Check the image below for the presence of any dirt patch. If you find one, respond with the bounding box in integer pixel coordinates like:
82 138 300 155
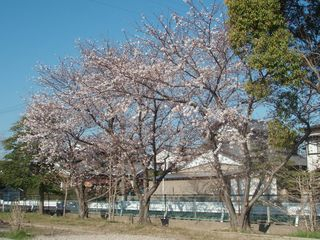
113 215 298 236
0 219 10 235
25 221 303 240
33 233 176 240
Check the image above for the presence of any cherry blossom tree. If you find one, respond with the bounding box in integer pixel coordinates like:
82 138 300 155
22 43 191 223
75 44 192 223
22 93 118 219
135 1 313 230
21 0 317 230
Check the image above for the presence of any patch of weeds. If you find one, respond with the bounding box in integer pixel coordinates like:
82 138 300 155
10 202 25 231
0 229 32 240
291 230 320 239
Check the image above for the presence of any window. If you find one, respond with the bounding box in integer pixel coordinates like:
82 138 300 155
308 137 320 155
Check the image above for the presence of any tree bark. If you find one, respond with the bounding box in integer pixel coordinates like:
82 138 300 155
221 189 252 231
227 207 251 231
75 184 88 219
138 195 151 224
239 207 252 231
309 192 316 232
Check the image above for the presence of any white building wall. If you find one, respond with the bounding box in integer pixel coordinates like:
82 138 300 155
307 128 320 171
230 178 277 199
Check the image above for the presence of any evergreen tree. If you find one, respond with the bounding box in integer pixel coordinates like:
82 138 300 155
1 119 39 193
1 119 61 213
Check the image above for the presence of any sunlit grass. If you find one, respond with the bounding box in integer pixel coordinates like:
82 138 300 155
0 229 32 240
291 231 320 239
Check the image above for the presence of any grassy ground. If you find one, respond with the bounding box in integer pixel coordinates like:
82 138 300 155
290 231 320 239
0 212 313 240
0 230 32 240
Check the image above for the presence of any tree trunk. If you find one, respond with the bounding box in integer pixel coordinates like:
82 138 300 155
38 182 45 215
75 184 88 219
63 180 69 217
239 208 251 231
308 187 317 231
138 195 151 224
120 175 127 201
222 191 252 231
111 181 118 221
107 180 118 221
228 208 251 231
228 211 239 231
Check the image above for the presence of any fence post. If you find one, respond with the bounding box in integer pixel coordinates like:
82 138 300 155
120 200 123 216
220 209 224 222
193 195 197 219
295 215 299 227
267 206 271 223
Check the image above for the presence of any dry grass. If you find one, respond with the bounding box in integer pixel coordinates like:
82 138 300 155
10 202 25 230
0 212 302 240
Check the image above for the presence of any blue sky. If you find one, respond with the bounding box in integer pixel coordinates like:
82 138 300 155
0 0 206 141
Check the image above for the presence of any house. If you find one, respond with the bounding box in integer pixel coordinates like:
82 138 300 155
306 125 320 171
153 150 278 199
0 186 24 201
151 119 319 200
153 142 306 199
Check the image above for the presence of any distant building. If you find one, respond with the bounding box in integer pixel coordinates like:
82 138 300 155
307 125 320 171
153 130 307 198
0 187 23 201
153 150 278 199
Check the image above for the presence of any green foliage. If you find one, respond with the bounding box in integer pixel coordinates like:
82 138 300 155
274 90 299 120
0 119 61 195
248 29 304 86
281 0 320 66
291 231 320 239
227 0 285 55
0 120 39 192
226 0 305 99
268 120 297 149
244 80 270 99
0 230 32 240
